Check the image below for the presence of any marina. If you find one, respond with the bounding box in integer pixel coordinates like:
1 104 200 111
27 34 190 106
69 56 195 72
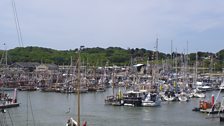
1 0 224 125
0 53 224 126
0 46 224 126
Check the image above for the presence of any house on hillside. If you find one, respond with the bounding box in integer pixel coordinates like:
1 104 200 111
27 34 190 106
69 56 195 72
35 64 59 74
35 64 59 85
10 62 40 72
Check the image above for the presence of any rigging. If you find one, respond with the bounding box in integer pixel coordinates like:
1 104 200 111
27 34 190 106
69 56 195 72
11 0 23 47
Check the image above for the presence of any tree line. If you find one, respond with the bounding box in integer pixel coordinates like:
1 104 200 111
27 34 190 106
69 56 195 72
0 46 223 71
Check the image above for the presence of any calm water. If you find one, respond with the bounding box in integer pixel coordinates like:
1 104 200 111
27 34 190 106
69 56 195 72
2 89 224 126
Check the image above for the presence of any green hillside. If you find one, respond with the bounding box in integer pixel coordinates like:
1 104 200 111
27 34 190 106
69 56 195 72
0 46 223 71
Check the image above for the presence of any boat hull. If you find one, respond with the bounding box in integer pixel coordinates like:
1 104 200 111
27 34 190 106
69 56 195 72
123 97 142 107
142 101 161 107
0 103 20 109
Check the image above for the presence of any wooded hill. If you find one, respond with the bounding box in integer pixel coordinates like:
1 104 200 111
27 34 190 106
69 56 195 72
0 46 223 71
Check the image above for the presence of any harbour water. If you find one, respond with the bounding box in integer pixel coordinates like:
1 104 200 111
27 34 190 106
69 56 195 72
2 89 224 126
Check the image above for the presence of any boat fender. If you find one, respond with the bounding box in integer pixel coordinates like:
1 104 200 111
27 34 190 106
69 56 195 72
82 121 87 126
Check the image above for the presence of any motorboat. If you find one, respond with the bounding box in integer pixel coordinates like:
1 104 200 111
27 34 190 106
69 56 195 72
161 91 176 102
178 92 189 102
190 89 206 98
142 92 161 107
123 90 144 107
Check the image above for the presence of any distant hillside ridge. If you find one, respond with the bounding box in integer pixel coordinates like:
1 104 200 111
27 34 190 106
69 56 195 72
0 46 223 71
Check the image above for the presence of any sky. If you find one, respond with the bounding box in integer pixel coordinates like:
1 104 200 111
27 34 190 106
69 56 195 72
0 0 224 53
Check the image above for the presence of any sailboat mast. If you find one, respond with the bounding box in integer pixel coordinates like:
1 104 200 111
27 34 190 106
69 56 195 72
155 37 159 89
70 56 73 67
6 49 7 66
186 41 189 85
77 46 85 126
3 43 8 66
112 70 114 96
156 37 158 64
171 40 173 70
77 47 82 126
196 52 198 83
77 59 80 126
186 41 189 71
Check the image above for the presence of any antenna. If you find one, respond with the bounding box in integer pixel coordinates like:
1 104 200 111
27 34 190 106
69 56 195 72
156 37 159 62
3 43 8 66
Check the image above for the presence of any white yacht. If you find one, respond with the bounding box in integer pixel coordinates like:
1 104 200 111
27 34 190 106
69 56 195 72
142 92 161 107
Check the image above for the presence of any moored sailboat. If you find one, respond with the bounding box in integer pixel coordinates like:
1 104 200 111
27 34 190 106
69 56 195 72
65 46 87 126
0 88 19 109
104 71 124 106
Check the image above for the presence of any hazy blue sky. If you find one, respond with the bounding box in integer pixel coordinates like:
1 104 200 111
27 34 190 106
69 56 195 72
0 0 224 53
